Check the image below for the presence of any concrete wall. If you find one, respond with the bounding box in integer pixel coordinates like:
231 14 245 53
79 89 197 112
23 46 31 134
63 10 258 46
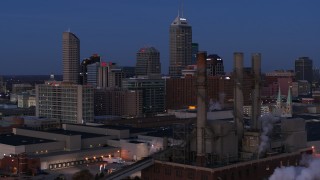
0 144 25 158
107 139 121 147
25 141 64 154
119 140 149 161
39 147 119 170
66 135 81 151
82 136 115 149
64 124 130 139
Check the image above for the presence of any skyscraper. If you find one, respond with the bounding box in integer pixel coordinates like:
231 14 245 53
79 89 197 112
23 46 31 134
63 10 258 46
62 32 80 84
169 15 192 77
206 54 225 76
295 57 313 83
80 54 101 85
191 43 199 65
135 47 161 77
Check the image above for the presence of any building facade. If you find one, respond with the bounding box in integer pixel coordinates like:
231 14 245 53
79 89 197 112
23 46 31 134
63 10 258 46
36 81 94 124
122 78 165 115
206 54 225 76
295 57 313 83
62 32 80 84
169 15 192 77
191 43 199 65
165 76 233 110
136 47 161 77
94 88 143 117
80 54 101 85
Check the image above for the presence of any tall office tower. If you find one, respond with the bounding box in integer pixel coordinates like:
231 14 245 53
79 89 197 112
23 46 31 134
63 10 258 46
122 78 165 115
98 62 112 88
313 67 320 83
108 69 125 88
169 15 192 77
295 57 313 83
87 62 100 87
80 54 101 85
121 66 136 78
191 43 199 65
36 81 94 124
62 32 80 84
135 47 161 77
206 54 225 76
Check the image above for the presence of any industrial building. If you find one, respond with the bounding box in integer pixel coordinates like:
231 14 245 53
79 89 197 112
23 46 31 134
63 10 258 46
138 52 312 180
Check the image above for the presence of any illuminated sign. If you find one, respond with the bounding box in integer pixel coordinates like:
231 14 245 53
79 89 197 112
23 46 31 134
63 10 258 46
101 62 107 67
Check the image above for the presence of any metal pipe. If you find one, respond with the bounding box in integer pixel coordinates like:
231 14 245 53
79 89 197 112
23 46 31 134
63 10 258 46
196 51 207 166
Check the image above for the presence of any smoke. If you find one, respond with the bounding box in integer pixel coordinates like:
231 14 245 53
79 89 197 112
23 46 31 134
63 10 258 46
149 138 163 155
269 155 320 180
209 99 222 111
258 114 279 155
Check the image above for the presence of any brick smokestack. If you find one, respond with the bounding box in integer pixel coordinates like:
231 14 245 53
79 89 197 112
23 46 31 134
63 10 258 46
234 52 244 144
196 51 207 167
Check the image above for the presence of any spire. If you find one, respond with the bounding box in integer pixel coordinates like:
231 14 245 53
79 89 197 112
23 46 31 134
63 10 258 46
277 86 281 103
287 87 292 105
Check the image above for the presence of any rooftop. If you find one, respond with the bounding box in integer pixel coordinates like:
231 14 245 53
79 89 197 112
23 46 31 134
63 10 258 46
171 15 189 26
20 127 108 139
0 133 55 146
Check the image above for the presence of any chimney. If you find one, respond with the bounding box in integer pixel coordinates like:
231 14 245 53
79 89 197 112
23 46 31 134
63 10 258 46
196 51 207 166
234 52 244 143
251 53 261 130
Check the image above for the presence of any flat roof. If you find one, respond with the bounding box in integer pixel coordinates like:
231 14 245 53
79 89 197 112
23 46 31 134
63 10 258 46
0 133 56 146
20 127 108 139
45 129 108 139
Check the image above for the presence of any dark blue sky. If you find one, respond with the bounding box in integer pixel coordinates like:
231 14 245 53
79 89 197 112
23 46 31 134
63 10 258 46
1 0 319 75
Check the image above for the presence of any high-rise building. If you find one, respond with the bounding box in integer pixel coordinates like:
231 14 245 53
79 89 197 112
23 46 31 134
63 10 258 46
94 88 143 117
121 66 136 78
136 47 161 77
108 69 124 88
62 32 80 84
191 43 199 65
36 81 94 124
122 78 165 115
169 15 192 77
0 76 6 93
80 54 101 85
87 62 100 87
313 67 320 83
295 57 313 83
206 54 225 76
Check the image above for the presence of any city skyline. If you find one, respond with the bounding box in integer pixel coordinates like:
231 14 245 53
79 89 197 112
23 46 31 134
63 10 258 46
1 0 320 75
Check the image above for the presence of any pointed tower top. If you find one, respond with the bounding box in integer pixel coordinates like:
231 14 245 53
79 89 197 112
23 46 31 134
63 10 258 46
277 86 281 102
287 87 292 104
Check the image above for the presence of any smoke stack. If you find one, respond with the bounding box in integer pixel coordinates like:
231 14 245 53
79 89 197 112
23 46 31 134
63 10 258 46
196 51 207 167
234 52 244 143
251 53 261 130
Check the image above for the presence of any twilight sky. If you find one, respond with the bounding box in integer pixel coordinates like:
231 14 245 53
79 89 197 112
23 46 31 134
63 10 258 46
0 0 319 75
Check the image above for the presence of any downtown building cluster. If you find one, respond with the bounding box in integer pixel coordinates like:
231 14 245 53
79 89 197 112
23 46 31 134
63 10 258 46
0 9 320 180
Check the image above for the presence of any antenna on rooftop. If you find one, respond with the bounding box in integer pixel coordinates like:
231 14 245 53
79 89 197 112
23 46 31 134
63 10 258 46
67 28 71 32
181 0 184 17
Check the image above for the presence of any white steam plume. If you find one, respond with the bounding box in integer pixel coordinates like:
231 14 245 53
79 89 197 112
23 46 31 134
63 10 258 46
269 155 320 180
258 114 279 155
